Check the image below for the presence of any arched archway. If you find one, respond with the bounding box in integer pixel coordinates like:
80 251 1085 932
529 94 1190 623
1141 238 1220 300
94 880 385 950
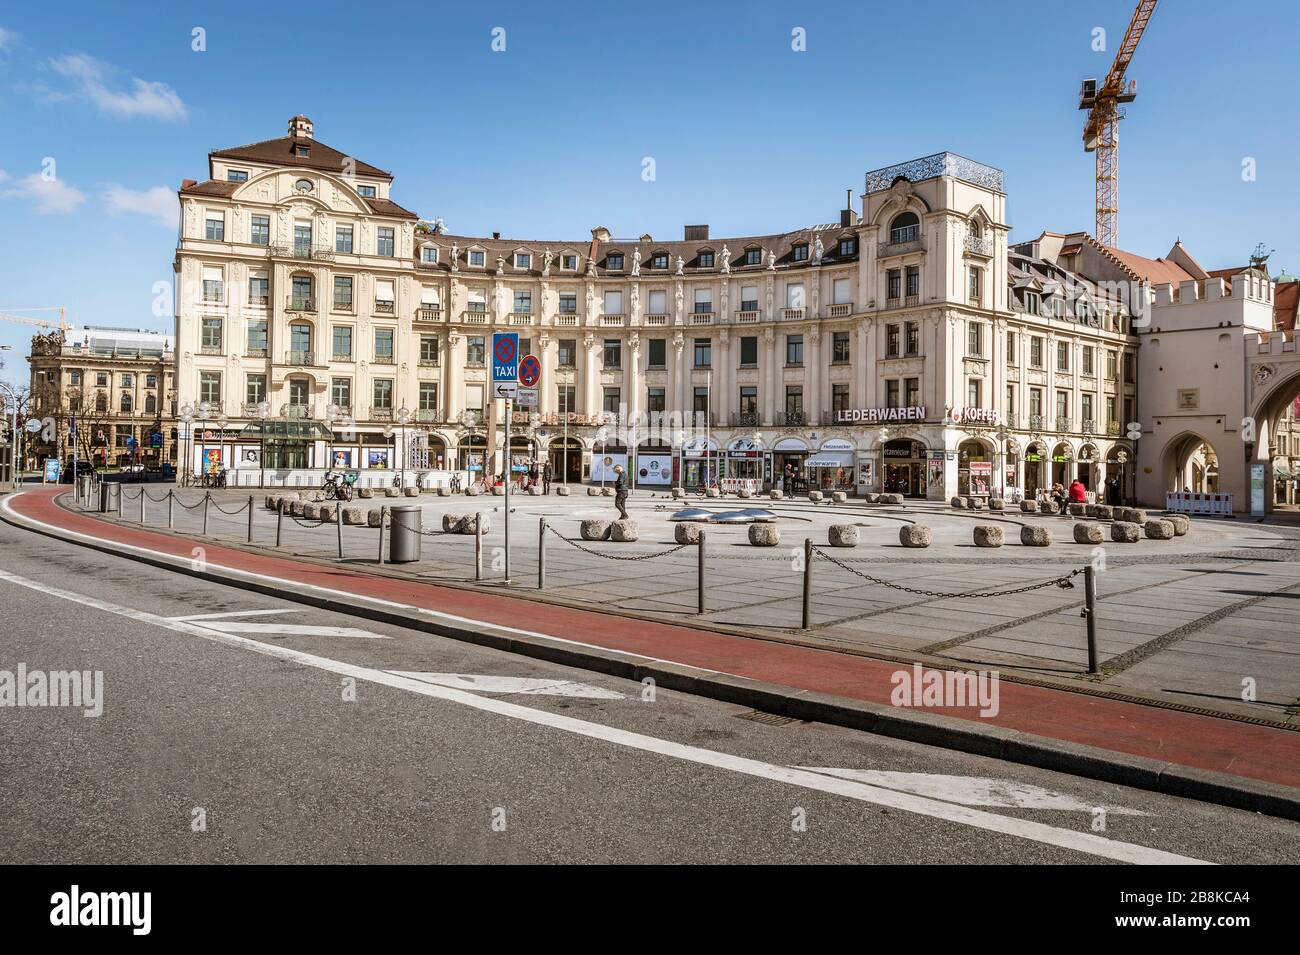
1050 442 1075 489
1249 367 1300 510
1076 443 1101 491
957 437 994 496
1160 432 1220 495
547 436 582 485
1023 442 1046 497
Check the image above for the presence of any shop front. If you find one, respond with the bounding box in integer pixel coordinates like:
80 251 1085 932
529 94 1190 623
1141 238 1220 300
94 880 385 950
957 439 993 497
459 434 489 475
1024 443 1045 497
590 443 628 486
773 438 809 493
547 436 583 484
881 439 927 498
681 437 720 489
806 438 855 492
509 435 536 486
724 436 765 493
634 443 674 488
1051 442 1074 490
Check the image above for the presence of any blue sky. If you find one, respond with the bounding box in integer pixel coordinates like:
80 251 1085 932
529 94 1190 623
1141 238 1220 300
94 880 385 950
2 0 1297 385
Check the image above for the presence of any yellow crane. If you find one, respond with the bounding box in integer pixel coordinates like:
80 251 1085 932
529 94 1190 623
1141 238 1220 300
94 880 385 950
1079 0 1158 248
0 306 70 332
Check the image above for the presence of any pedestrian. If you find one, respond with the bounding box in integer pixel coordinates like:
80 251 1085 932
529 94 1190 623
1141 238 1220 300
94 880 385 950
542 460 553 494
1068 477 1087 504
612 464 629 520
528 459 539 491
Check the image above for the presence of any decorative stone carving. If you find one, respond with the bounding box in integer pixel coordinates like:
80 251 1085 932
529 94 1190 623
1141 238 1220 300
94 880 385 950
542 248 553 276
720 245 731 273
631 248 641 276
813 236 824 263
675 255 684 275
496 255 505 276
450 243 459 271
766 249 776 270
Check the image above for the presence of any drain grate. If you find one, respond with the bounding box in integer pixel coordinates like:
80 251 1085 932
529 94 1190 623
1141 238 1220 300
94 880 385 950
735 708 804 726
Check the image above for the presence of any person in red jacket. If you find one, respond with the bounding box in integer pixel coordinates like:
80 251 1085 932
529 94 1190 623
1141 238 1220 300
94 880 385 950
1068 478 1087 503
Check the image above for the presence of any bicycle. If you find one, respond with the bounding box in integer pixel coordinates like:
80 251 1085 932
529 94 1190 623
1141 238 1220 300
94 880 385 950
321 470 357 501
202 468 228 489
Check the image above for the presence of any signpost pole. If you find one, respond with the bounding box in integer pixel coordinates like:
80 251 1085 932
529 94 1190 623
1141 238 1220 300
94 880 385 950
503 397 511 584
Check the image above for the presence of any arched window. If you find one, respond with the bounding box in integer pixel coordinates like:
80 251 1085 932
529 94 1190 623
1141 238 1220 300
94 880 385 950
95 392 107 413
145 394 157 414
119 393 133 413
889 212 920 245
968 219 983 240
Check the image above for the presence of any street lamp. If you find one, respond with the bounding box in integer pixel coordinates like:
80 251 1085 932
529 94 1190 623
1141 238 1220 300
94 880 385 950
461 408 477 478
1116 449 1130 505
256 399 270 487
0 383 20 490
382 423 395 480
595 425 609 490
396 406 411 487
179 404 194 486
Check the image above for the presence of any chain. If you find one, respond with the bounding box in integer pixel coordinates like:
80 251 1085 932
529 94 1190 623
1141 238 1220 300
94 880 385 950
813 546 1081 598
144 490 172 503
174 495 208 510
285 513 335 529
389 513 454 537
209 499 251 516
545 524 688 561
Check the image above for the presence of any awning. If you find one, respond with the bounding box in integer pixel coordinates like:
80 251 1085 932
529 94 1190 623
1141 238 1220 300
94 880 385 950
238 420 334 442
1275 464 1295 479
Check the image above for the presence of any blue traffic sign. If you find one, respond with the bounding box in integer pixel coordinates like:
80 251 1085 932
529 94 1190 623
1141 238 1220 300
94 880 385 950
492 332 519 383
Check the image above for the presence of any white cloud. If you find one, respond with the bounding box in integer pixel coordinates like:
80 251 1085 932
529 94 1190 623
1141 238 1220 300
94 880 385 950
104 184 177 228
1 171 86 214
0 26 17 50
49 53 186 120
0 168 9 183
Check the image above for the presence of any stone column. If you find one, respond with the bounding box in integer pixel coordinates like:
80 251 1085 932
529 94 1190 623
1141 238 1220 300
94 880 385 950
583 334 599 415
763 327 776 425
446 333 465 424
539 332 555 416
715 329 730 427
806 325 821 426
627 332 641 432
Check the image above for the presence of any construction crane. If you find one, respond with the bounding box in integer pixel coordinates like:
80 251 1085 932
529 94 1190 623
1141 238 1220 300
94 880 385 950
0 306 70 333
1079 0 1158 249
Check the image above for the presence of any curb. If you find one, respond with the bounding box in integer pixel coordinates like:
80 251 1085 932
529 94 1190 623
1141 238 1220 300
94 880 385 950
6 492 1300 822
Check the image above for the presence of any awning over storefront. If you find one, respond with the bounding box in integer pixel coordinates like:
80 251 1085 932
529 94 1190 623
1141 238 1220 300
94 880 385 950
237 420 334 442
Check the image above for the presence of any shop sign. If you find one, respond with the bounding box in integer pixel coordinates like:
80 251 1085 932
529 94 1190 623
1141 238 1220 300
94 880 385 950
836 406 925 423
945 407 1001 425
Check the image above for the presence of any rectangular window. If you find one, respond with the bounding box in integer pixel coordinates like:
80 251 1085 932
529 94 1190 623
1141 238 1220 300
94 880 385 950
96 372 108 387
785 284 804 309
887 269 901 300
121 373 134 388
421 246 438 264
357 184 377 198
465 384 485 413
1006 330 1016 364
332 326 353 360
692 387 709 414
374 328 395 361
335 225 353 254
1082 393 1094 425
1123 353 1135 384
739 386 758 414
967 379 981 408
419 382 438 412
693 289 712 314
968 267 982 302
291 275 313 310
698 251 714 268
886 324 900 358
648 289 667 314
1024 291 1040 315
905 265 920 297
559 291 578 314
248 274 268 305
603 388 621 413
1107 350 1118 380
334 275 353 309
647 387 666 413
467 336 486 366
373 379 394 409
604 290 623 315
792 244 808 261
1056 341 1070 371
202 266 224 302
561 254 577 271
832 383 849 415
245 374 266 406
1055 390 1070 423
606 253 624 271
647 338 665 369
1006 384 1015 417
1082 346 1095 376
739 336 758 366
1030 336 1044 368
694 338 711 368
374 279 395 312
513 290 532 314
294 223 312 256
1029 388 1043 419
250 215 269 246
906 377 920 408
558 339 577 367
205 211 225 241
419 336 439 364
786 334 803 366
469 250 485 267
227 169 248 182
651 252 668 270
740 286 758 312
199 372 221 405
556 385 575 413
246 320 268 355
603 338 621 369
1106 396 1117 428
967 322 983 357
905 321 919 356
515 252 531 270
201 317 223 351
886 379 900 409
785 386 803 416
833 277 851 305
832 331 850 363
376 227 394 257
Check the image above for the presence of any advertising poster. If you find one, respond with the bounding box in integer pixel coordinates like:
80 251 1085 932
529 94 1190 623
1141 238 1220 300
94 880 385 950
635 454 673 486
43 458 61 483
332 449 354 468
238 447 261 468
202 448 224 472
368 449 390 469
590 452 628 484
856 459 873 489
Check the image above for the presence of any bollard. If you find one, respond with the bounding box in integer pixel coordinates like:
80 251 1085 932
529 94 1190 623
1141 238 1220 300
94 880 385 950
377 505 387 565
474 511 483 581
538 518 547 590
276 499 284 547
336 499 344 558
140 488 147 525
1084 565 1099 675
168 489 174 529
202 490 210 536
247 495 254 542
801 537 813 630
117 486 123 518
697 530 706 614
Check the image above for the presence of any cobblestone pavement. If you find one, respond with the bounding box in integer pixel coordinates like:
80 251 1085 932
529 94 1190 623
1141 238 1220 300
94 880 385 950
91 484 1300 725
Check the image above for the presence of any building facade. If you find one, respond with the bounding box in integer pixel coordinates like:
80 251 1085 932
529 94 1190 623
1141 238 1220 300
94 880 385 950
26 326 177 469
175 119 1147 498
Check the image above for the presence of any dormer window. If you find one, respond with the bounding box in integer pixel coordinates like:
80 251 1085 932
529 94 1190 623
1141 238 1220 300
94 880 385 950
561 254 577 270
227 169 249 183
514 252 531 269
421 246 439 264
357 184 377 198
698 250 715 268
837 237 856 256
294 178 314 193
651 252 669 270
294 144 310 158
743 248 762 266
889 213 919 245
607 252 624 271
468 249 485 268
792 243 808 261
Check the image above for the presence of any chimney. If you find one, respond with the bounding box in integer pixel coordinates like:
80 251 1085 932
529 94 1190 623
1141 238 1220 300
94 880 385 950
288 115 314 139
840 208 858 228
684 224 709 241
181 179 197 190
492 231 501 240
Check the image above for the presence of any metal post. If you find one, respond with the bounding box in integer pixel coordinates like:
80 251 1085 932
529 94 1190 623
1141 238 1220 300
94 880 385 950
247 495 254 543
1084 565 1100 674
116 485 123 517
697 529 706 614
276 500 284 547
335 497 343 558
538 517 546 589
475 510 483 581
378 505 387 565
140 488 147 525
801 537 813 630
503 398 511 584
168 489 174 529
202 490 210 535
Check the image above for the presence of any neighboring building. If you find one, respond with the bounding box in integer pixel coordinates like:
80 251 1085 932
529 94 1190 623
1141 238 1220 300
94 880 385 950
26 326 177 468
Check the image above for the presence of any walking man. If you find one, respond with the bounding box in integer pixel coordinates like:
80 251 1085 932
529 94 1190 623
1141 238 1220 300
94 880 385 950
613 464 629 520
542 459 553 494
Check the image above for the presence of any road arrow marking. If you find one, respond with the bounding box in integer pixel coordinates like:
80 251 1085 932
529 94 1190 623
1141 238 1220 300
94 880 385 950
197 621 389 639
169 609 308 622
796 768 1146 815
388 672 624 699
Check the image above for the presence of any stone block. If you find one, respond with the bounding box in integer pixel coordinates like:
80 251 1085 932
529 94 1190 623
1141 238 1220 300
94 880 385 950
828 524 859 547
341 506 366 525
580 519 611 541
602 487 613 497
289 500 307 517
973 525 1003 547
318 503 337 521
1093 505 1113 520
403 486 420 497
671 487 683 499
265 495 280 510
1068 503 1086 516
966 497 985 510
899 525 931 548
1128 508 1149 524
769 490 783 501
441 513 462 533
748 524 781 546
587 487 601 497
460 514 489 535
492 486 505 496
988 498 1004 511
1111 521 1140 543
880 493 905 505
950 496 965 508
831 491 847 504
1020 525 1052 546
1166 514 1190 536
384 486 401 498
528 486 542 496
674 522 703 544
1041 500 1060 514
303 503 321 521
465 486 481 496
366 509 390 528
808 490 823 503
705 487 720 498
556 485 570 496
358 487 374 499
1073 522 1104 544
864 493 880 503
738 487 753 499
437 487 452 497
1144 519 1175 540
1019 500 1038 513
610 519 639 542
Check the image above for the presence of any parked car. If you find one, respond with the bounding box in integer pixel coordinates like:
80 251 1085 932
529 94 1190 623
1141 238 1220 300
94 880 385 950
59 460 97 483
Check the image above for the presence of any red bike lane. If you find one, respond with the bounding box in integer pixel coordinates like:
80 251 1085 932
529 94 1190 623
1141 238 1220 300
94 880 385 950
7 485 1300 793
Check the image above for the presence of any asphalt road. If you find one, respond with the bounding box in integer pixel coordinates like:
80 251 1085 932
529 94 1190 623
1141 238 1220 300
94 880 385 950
1 517 1298 864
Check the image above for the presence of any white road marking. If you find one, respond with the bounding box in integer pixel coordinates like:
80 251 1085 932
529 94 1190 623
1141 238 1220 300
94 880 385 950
196 621 389 639
0 565 1208 865
169 609 308 622
390 672 624 699
798 768 1147 815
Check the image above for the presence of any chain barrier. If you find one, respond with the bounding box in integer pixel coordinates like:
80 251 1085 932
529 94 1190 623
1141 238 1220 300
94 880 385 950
545 523 689 561
173 495 208 510
284 512 335 529
143 490 172 503
389 512 455 537
209 499 251 517
813 545 1082 599
118 487 145 501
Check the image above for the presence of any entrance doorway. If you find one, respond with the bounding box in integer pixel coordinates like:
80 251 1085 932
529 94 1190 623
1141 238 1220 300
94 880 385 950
957 439 992 496
882 439 926 497
549 437 582 484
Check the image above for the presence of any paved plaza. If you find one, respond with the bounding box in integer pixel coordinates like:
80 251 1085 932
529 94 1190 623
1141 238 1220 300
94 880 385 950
89 484 1300 726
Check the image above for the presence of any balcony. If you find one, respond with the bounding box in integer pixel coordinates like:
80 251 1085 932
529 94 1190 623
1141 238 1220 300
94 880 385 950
372 355 396 365
241 402 268 417
247 296 269 308
886 297 900 310
731 411 761 427
826 303 853 318
331 352 353 363
417 358 439 367
964 234 993 257
688 312 713 326
508 312 533 326
1081 418 1097 435
416 408 439 423
370 407 394 422
1055 416 1073 433
877 233 926 258
735 310 760 324
374 300 395 315
601 314 626 327
326 404 353 420
1029 414 1045 432
282 350 317 366
780 307 805 321
269 244 335 262
283 403 314 419
905 294 920 307
199 345 223 356
333 300 354 313
415 307 442 324
286 297 316 313
463 309 490 324
777 411 806 426
643 313 668 326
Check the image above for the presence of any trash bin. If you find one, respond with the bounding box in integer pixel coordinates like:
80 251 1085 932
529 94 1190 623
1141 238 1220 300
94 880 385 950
78 475 93 503
388 505 422 563
98 481 120 513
